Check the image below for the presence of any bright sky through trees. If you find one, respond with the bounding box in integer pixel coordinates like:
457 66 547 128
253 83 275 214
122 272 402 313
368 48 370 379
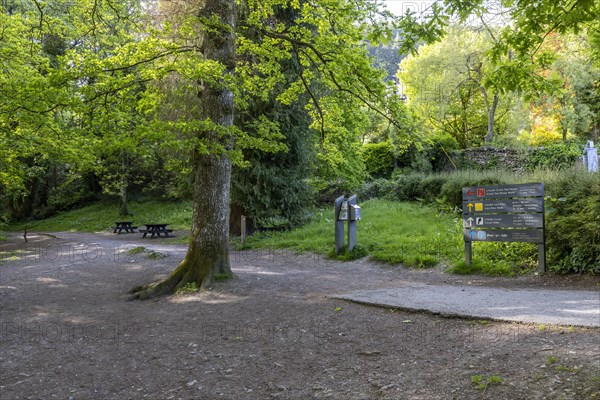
381 0 511 26
382 0 434 16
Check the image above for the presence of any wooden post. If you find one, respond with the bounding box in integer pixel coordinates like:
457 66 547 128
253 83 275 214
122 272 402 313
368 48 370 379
538 184 546 273
241 215 246 245
538 244 546 273
465 240 472 266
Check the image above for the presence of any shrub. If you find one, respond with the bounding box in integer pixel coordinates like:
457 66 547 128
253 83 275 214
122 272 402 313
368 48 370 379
525 142 582 171
392 174 425 201
357 178 396 200
419 175 448 199
546 172 600 274
356 168 599 274
362 141 395 179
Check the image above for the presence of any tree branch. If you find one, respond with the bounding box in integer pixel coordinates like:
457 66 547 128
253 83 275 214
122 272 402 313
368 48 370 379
292 47 325 144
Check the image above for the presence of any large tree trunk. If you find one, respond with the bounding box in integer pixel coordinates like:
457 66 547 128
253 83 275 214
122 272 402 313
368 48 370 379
131 0 235 300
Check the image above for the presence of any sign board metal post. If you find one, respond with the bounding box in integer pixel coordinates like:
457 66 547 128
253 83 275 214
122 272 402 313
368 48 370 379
465 240 472 266
334 195 345 255
348 194 358 252
538 191 546 272
462 183 546 272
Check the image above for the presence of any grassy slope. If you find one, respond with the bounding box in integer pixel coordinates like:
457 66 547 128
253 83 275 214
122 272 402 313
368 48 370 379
5 198 536 274
244 199 538 274
244 199 464 268
8 200 194 232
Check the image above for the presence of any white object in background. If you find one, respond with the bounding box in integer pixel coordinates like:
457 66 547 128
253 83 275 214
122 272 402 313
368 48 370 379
584 141 598 172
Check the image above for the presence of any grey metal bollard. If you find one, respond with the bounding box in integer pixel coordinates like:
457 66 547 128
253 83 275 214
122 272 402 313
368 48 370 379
347 194 359 252
334 195 346 255
335 194 361 254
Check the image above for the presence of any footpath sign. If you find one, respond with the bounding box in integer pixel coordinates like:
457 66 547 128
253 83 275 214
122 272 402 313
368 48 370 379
462 183 546 272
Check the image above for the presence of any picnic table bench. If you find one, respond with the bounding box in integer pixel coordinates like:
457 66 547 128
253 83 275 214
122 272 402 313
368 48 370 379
139 224 173 238
112 221 138 234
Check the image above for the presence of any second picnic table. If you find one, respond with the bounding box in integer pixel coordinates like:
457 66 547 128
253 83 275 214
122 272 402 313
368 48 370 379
140 224 173 238
113 221 137 234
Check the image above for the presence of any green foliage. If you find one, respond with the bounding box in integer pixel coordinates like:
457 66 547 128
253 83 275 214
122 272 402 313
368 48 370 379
547 33 600 140
546 172 600 274
3 0 405 227
357 178 396 201
546 355 560 366
396 0 600 150
398 27 515 148
329 244 370 261
127 246 146 255
212 273 233 282
145 250 166 260
525 142 583 171
362 141 395 179
398 0 600 90
176 282 199 295
309 99 369 198
450 242 537 276
366 32 404 81
471 374 504 391
383 170 508 209
356 168 599 274
231 46 316 229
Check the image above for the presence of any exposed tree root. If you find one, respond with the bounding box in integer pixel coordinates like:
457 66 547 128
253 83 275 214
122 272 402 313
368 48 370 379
129 263 193 300
129 250 231 300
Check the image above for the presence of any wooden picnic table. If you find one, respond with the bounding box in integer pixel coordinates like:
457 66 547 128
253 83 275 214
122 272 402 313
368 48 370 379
140 224 173 238
112 221 138 234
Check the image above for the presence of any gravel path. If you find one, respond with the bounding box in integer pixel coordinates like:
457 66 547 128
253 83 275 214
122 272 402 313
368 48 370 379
1 232 599 399
336 284 600 327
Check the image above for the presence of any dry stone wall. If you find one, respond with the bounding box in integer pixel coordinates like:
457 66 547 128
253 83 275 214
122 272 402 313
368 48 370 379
451 147 527 172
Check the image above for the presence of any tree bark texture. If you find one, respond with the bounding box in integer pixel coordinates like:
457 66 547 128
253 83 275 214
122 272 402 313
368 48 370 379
131 0 235 299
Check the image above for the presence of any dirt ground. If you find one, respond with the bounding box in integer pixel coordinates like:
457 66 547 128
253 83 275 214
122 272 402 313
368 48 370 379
1 232 599 400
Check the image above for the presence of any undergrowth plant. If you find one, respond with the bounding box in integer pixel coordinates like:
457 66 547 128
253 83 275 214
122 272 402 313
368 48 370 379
175 282 199 294
356 167 599 274
471 374 504 391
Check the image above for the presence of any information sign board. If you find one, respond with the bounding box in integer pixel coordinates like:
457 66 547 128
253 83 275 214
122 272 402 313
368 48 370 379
462 214 543 229
462 183 545 272
462 183 543 200
462 198 544 214
463 229 544 243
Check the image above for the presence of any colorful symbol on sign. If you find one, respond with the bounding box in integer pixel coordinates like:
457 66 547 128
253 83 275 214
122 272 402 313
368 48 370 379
475 203 483 212
477 188 486 197
467 203 474 212
477 231 487 240
466 217 474 227
476 217 484 225
470 231 477 240
467 190 476 196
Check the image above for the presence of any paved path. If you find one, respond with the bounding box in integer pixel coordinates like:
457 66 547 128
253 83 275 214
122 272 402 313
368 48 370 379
335 283 600 327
